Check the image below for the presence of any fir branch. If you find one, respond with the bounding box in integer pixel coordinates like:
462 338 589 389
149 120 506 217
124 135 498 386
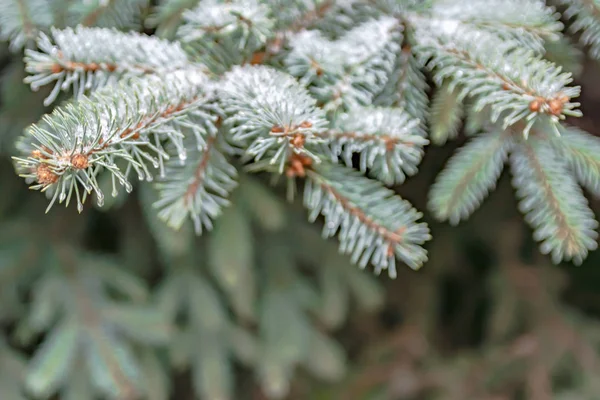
285 16 401 110
0 0 53 51
68 0 148 29
304 163 430 276
373 45 429 123
429 0 563 52
413 20 581 136
429 81 464 145
13 69 217 213
154 135 238 234
558 0 600 59
321 107 428 186
428 128 515 225
24 26 193 105
551 124 600 197
219 65 328 171
177 0 274 51
510 137 598 265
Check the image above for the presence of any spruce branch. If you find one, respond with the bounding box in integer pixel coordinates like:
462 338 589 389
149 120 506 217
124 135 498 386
0 0 53 51
321 106 428 186
558 0 600 59
413 21 581 136
428 81 464 145
177 0 273 48
14 69 217 213
285 16 401 110
551 124 600 197
176 0 274 71
154 134 238 234
372 45 429 124
428 128 515 225
510 136 598 264
304 163 430 277
428 0 563 52
219 65 328 171
68 0 148 29
24 26 193 105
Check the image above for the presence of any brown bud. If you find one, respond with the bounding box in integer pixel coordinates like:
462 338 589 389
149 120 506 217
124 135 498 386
548 98 564 116
299 121 313 129
290 134 305 148
51 64 63 74
271 125 285 134
250 51 266 65
36 164 58 185
31 150 43 159
502 83 511 91
386 244 394 258
297 153 313 167
529 98 542 112
71 154 89 169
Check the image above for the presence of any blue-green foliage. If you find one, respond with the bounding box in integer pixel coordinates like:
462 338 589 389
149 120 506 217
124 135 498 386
2 0 600 399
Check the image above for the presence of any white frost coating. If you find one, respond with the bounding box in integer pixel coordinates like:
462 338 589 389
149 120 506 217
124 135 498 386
285 17 400 109
423 0 562 52
178 0 273 44
431 0 560 31
24 26 192 104
220 65 328 168
326 107 428 185
15 68 218 213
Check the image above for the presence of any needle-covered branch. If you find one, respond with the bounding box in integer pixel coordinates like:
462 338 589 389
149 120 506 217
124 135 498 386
510 136 598 264
551 124 600 197
413 19 581 136
558 0 600 60
176 0 274 70
373 46 429 123
429 128 515 225
177 0 273 48
321 107 428 185
14 69 218 213
67 0 148 29
285 17 401 110
304 163 430 277
0 0 52 51
24 26 193 105
428 0 563 52
154 135 238 234
219 65 328 171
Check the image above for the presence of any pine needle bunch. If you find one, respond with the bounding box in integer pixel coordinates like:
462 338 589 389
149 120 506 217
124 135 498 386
1 0 600 398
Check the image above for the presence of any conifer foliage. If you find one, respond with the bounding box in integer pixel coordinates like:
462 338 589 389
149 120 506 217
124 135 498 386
2 0 600 399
